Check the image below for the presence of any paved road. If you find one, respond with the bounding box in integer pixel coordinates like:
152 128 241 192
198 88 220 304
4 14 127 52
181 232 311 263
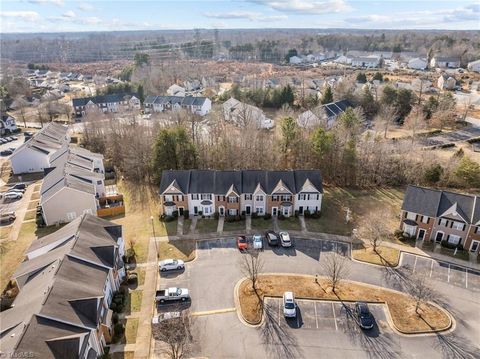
155 237 480 358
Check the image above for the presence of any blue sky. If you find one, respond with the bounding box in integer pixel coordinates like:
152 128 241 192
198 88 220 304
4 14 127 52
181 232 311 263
0 0 479 33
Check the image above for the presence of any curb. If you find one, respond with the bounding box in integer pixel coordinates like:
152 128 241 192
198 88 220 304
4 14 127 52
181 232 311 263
234 274 454 336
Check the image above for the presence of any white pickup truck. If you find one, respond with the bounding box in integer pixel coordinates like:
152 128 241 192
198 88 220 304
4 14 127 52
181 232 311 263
155 287 190 303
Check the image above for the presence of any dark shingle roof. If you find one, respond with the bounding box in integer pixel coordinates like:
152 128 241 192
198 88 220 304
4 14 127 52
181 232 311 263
402 185 479 223
159 170 323 195
72 93 138 107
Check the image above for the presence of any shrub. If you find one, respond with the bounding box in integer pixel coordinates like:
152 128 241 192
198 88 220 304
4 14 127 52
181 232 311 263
240 214 246 220
235 215 241 222
198 210 203 216
112 312 119 325
251 212 258 219
311 210 321 219
394 229 404 240
112 323 125 342
241 211 246 216
164 215 174 222
294 210 299 217
440 240 457 250
213 211 219 220
264 213 272 220
172 210 179 218
183 209 189 219
278 214 286 220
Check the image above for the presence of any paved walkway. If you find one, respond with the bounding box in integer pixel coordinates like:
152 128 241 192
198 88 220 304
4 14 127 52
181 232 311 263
272 217 280 232
130 237 158 359
299 215 307 233
190 216 198 234
216 216 224 234
177 216 184 236
245 216 251 234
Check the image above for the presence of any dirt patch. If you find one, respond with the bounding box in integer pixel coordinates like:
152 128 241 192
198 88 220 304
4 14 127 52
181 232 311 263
158 239 196 262
238 274 451 334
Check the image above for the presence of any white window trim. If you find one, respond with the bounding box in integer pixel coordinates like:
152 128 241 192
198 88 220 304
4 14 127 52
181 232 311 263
406 212 416 220
421 216 429 224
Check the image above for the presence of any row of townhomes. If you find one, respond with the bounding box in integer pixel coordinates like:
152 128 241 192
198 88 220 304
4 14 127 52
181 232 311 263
159 170 323 218
72 93 141 117
9 122 113 226
144 95 211 116
401 185 480 253
0 214 125 359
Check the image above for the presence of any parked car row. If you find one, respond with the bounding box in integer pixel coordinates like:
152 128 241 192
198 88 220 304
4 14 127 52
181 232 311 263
0 136 18 144
0 211 16 224
156 259 190 305
237 231 292 251
282 291 375 330
0 183 27 201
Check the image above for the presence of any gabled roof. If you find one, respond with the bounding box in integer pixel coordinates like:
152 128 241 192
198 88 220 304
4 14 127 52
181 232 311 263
402 185 479 224
72 93 138 107
145 95 208 107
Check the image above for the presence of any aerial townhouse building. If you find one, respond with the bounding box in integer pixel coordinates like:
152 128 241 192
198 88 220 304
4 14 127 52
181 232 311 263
144 95 211 116
0 214 125 359
400 185 480 254
159 170 323 218
72 93 141 117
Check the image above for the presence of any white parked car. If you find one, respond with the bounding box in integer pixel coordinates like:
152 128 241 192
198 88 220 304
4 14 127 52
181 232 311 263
159 259 185 272
1 192 23 200
283 291 297 318
279 232 292 247
252 234 263 250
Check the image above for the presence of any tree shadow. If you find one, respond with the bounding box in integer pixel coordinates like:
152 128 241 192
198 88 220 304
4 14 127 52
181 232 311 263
260 299 303 359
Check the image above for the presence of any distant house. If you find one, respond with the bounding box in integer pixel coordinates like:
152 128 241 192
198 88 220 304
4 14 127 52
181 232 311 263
430 56 461 69
400 185 480 254
222 98 274 129
297 100 353 128
334 55 352 64
0 114 17 133
351 56 380 68
408 58 428 70
10 122 70 174
437 74 456 90
167 84 186 97
467 59 480 73
144 95 211 116
72 93 141 117
0 214 125 359
159 170 323 218
289 56 303 64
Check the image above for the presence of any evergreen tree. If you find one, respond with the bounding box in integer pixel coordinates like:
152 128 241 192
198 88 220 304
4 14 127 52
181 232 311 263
356 72 367 84
321 86 333 104
137 84 145 105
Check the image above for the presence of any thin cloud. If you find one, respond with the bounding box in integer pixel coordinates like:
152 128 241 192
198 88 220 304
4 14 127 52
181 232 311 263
62 10 76 18
28 0 64 6
203 11 287 22
249 0 352 14
0 11 40 22
78 2 95 11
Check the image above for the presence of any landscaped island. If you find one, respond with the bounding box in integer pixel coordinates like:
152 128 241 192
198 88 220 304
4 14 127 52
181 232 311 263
237 274 451 334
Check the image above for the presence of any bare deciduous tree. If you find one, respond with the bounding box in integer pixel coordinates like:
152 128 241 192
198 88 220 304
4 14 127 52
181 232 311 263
152 311 195 359
240 248 264 293
359 209 391 253
321 252 350 293
374 104 397 139
406 270 435 315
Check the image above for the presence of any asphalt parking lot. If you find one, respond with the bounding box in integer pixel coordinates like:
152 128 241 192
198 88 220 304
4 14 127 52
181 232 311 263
0 136 23 155
400 253 480 292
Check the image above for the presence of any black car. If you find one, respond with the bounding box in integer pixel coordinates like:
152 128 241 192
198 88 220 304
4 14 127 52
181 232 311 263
10 183 26 190
355 302 374 330
265 230 279 246
0 150 13 156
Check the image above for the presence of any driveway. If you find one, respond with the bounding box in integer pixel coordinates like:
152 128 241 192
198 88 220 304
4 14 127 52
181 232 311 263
154 236 480 358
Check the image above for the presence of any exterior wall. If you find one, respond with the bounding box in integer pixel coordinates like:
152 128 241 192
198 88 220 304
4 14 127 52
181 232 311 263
430 218 469 244
10 147 50 174
464 225 480 252
294 193 322 213
240 194 253 213
160 194 188 215
187 194 215 216
225 194 241 215
252 191 267 215
42 189 97 226
216 196 227 215
400 210 434 240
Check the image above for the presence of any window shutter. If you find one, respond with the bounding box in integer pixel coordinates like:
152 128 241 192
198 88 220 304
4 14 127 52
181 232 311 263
415 215 418 221
450 221 453 228
446 235 450 241
427 217 430 224
438 218 441 225
463 224 466 231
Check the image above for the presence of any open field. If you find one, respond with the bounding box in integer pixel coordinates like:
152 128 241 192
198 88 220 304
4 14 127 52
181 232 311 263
223 219 246 232
238 274 451 333
195 218 218 234
352 245 401 267
158 239 196 261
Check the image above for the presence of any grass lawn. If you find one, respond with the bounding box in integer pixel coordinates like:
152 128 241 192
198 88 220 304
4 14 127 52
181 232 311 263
109 180 177 263
24 210 36 221
131 267 145 286
158 239 196 261
195 218 218 234
33 183 41 192
30 192 40 201
278 217 301 231
239 275 451 333
112 352 135 359
27 200 39 210
223 220 246 232
0 225 12 240
306 187 404 236
352 245 400 267
129 290 143 312
250 218 273 232
122 318 139 345
182 219 192 235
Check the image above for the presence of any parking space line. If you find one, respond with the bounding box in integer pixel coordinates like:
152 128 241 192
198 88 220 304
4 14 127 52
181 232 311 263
429 259 434 278
278 298 281 326
331 303 338 331
314 302 318 329
447 264 451 283
413 256 418 273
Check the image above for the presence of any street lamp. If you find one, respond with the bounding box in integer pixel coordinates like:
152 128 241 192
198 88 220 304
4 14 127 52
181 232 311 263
150 215 159 259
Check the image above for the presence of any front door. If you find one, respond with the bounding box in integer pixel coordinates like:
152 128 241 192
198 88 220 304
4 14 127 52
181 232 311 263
246 206 251 215
219 207 224 216
435 231 444 242
178 207 184 216
470 240 480 253
272 207 278 216
194 206 198 215
417 229 426 241
299 206 304 215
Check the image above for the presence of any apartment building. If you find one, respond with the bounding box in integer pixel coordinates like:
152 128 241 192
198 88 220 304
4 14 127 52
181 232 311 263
400 185 480 253
0 214 125 359
159 170 323 218
72 93 141 117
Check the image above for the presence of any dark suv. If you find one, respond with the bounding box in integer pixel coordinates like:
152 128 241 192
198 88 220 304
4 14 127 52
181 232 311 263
265 230 279 246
